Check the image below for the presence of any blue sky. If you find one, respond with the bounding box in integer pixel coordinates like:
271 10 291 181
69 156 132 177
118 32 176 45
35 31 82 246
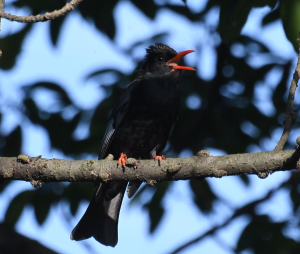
0 1 298 253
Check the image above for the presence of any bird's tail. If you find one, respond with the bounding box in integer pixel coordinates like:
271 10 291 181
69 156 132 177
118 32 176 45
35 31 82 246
70 181 127 247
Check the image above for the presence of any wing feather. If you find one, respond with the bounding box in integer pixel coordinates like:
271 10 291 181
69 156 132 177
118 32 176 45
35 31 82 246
98 80 137 159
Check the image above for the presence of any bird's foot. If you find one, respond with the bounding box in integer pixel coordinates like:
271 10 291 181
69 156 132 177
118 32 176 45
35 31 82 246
153 155 165 166
153 155 165 161
117 153 127 167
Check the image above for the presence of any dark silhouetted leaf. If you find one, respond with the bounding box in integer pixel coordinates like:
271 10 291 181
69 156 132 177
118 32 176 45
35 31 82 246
219 0 253 45
77 0 118 39
23 82 73 107
63 183 94 216
239 175 250 185
131 0 158 19
0 25 32 70
268 0 278 9
143 182 170 233
4 191 34 226
129 184 148 205
0 126 22 157
33 192 52 225
262 5 280 26
50 16 67 46
237 215 300 254
189 179 217 212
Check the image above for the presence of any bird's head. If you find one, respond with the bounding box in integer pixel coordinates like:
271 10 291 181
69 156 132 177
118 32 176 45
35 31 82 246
139 43 195 78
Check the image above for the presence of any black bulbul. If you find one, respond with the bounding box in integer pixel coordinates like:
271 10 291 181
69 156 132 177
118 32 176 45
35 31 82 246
71 43 195 247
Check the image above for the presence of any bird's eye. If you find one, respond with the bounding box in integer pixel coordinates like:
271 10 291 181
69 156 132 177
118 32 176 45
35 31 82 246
156 56 163 63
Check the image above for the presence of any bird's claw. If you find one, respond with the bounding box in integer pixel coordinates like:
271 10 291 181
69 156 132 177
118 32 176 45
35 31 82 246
117 153 127 167
153 155 165 162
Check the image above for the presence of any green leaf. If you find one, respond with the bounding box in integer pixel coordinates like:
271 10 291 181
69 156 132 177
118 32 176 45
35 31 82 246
281 0 300 53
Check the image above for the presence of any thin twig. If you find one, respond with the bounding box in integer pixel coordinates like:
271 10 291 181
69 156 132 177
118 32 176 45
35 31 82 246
0 0 4 28
0 0 5 58
0 0 83 23
274 34 300 151
170 177 291 254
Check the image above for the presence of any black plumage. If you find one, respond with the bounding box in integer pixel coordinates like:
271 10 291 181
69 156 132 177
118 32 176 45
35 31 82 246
70 43 195 247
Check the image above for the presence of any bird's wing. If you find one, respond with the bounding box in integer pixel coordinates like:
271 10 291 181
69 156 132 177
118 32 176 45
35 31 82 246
98 80 137 159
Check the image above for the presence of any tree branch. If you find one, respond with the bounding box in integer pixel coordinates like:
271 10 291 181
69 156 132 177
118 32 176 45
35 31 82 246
0 0 83 23
274 35 300 151
0 150 299 185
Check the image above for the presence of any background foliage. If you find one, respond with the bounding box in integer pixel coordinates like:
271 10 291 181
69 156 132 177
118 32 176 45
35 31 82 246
1 0 300 253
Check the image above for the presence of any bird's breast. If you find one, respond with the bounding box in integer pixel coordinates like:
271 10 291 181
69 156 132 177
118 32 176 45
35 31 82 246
129 78 180 120
108 79 180 159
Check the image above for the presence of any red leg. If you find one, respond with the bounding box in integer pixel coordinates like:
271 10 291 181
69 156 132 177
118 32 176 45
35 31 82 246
153 155 165 162
117 153 127 167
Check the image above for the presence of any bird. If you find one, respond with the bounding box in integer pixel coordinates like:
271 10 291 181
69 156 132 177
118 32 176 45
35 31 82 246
70 43 195 247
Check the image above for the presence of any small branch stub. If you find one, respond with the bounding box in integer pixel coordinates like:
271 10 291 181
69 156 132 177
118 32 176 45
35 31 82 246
296 160 300 171
162 163 181 174
87 159 95 167
296 136 300 148
126 158 138 168
105 154 114 161
17 154 31 164
257 171 269 179
30 180 43 188
147 180 157 186
197 150 210 157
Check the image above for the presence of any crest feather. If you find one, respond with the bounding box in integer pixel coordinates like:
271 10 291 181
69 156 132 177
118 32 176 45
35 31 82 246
145 43 176 58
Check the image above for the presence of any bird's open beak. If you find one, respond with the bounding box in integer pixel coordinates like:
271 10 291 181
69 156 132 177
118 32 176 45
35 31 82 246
166 50 195 71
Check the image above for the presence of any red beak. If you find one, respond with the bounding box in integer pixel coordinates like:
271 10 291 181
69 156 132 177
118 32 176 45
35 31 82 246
166 50 195 71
